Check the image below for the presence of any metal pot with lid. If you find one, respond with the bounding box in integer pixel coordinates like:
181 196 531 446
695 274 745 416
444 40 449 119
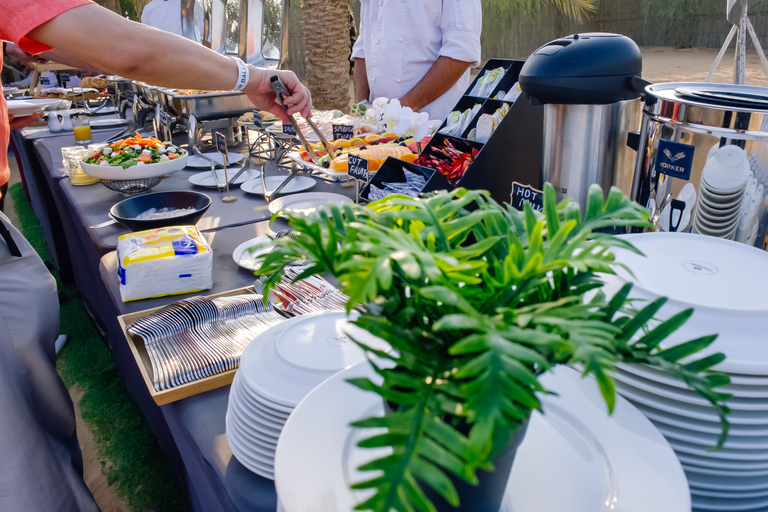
632 82 768 250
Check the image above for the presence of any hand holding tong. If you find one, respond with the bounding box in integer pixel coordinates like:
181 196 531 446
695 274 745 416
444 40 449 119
269 76 336 165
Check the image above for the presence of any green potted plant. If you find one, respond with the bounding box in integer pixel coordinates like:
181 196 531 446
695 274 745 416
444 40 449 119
259 184 731 512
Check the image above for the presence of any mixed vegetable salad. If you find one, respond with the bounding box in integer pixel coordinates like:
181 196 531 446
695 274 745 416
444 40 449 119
82 133 186 169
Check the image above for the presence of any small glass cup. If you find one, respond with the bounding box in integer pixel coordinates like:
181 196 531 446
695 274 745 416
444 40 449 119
72 115 92 144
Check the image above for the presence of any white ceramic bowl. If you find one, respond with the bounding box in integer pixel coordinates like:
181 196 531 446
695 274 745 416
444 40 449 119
80 151 188 180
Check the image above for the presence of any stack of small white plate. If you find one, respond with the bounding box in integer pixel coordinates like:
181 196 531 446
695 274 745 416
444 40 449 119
693 145 751 239
600 232 768 512
275 363 690 512
226 311 389 479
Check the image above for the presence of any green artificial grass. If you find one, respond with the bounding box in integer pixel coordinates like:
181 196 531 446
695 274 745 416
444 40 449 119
9 183 187 512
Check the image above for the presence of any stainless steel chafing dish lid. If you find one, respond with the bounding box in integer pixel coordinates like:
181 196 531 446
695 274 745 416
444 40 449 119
646 83 768 113
164 90 253 120
140 84 162 105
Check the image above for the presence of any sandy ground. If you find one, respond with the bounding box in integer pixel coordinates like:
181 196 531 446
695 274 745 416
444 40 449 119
5 45 768 512
642 46 768 87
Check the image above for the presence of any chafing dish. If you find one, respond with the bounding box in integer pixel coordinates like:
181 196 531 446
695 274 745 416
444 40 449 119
163 90 253 120
131 80 156 130
139 83 162 106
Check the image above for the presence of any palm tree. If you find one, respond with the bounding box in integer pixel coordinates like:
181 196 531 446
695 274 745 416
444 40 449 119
300 0 353 111
300 0 598 111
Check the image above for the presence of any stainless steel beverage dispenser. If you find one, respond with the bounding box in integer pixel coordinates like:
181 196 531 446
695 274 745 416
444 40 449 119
518 33 645 209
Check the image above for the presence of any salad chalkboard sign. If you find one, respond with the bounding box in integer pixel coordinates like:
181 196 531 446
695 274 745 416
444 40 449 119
40 77 50 86
348 155 369 182
59 73 70 86
282 122 297 136
332 124 354 140
510 182 543 212
252 111 263 128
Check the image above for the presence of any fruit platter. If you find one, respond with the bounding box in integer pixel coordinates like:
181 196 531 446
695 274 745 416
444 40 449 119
288 132 425 178
80 133 189 180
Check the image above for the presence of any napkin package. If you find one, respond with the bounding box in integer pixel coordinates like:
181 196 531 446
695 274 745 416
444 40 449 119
117 226 213 302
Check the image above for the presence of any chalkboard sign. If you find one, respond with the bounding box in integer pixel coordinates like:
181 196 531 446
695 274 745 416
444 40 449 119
59 73 70 86
282 122 297 136
510 182 543 212
77 71 83 78
40 77 50 86
252 111 263 128
348 154 369 182
215 131 228 155
332 124 354 140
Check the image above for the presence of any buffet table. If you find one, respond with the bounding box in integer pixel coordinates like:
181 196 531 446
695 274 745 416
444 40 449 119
18 125 356 512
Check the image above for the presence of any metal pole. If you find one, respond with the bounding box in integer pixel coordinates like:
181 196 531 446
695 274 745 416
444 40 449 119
706 25 737 82
734 0 748 84
746 18 768 79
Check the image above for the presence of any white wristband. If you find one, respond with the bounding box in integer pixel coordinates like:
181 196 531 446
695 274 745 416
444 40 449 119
232 58 249 91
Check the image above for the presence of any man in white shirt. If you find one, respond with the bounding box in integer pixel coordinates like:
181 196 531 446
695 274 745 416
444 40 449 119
352 0 482 121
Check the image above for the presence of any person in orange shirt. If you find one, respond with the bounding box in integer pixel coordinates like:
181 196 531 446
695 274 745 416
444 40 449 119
0 2 312 511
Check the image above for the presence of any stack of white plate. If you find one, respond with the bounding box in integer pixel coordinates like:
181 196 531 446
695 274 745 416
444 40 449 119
226 311 389 479
600 232 768 512
693 145 751 239
275 363 691 512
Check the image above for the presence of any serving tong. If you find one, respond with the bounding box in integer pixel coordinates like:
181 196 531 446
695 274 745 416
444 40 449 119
269 76 336 166
128 294 285 391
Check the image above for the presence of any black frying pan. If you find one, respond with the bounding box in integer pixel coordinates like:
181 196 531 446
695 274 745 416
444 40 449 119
109 191 212 231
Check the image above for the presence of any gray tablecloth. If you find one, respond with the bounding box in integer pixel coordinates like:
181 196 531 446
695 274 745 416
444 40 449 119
28 122 358 511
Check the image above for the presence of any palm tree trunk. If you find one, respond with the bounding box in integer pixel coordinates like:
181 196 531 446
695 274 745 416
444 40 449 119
301 0 351 111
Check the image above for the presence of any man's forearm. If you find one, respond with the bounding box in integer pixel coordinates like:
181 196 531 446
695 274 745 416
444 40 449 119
353 58 370 103
38 48 103 74
399 56 471 112
29 4 241 92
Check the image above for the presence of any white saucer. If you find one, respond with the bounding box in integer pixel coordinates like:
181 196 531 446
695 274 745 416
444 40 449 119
232 235 272 271
186 152 245 169
188 168 260 188
240 176 316 196
268 192 353 216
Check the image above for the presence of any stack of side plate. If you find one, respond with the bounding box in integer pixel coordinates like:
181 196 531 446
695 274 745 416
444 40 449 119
226 311 389 479
601 232 768 512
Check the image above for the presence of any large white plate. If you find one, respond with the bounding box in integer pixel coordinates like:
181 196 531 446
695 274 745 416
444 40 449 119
268 192 353 216
677 451 768 471
684 462 768 478
614 369 768 411
89 117 128 127
616 380 768 425
692 493 768 512
80 151 188 180
6 98 60 117
655 418 768 450
687 469 768 493
275 364 690 512
187 167 260 188
633 400 768 437
185 152 244 169
603 233 768 375
618 363 768 398
240 176 316 196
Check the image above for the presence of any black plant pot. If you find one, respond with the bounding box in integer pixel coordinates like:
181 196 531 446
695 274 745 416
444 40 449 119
424 418 530 512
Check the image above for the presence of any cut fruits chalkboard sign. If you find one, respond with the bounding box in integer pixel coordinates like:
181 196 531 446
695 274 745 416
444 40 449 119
348 155 369 182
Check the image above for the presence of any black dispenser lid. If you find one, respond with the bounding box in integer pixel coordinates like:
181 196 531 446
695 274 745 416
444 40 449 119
519 33 643 105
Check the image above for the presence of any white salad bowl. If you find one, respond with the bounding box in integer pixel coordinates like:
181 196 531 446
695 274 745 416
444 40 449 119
80 151 189 180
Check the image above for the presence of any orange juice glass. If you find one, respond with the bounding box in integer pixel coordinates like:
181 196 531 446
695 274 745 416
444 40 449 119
73 116 92 144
